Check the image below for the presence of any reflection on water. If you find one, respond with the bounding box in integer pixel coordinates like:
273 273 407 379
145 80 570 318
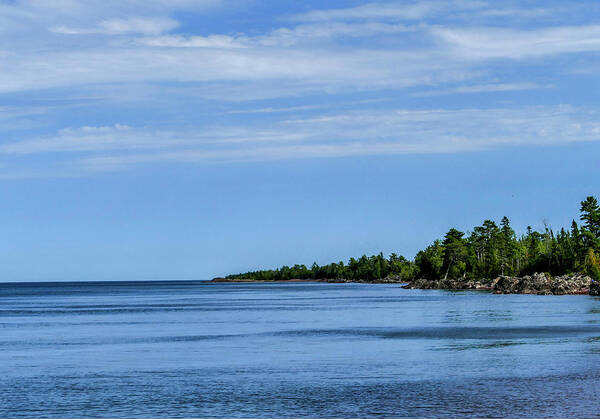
1 281 599 417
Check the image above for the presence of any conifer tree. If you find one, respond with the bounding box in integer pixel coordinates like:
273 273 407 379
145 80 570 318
442 228 468 280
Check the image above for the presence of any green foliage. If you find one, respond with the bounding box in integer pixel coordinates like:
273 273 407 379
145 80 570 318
580 196 600 251
442 228 468 279
415 240 444 280
468 220 502 278
585 248 600 281
227 252 414 282
227 196 600 282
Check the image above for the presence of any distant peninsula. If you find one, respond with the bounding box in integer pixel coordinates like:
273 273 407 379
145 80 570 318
218 196 600 296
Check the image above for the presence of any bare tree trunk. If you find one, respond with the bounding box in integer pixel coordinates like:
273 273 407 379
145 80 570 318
444 261 452 280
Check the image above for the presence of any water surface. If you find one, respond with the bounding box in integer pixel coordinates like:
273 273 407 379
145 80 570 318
1 281 599 417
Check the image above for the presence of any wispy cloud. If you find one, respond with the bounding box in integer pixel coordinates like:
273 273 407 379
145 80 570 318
292 1 484 22
0 46 475 95
135 23 414 50
0 124 159 154
0 105 49 120
1 0 599 178
477 7 551 18
227 99 391 114
227 105 325 114
0 1 597 98
258 22 414 46
138 34 246 48
2 106 598 176
434 25 600 59
412 82 552 97
0 124 307 155
75 106 600 173
1 0 221 18
52 17 179 35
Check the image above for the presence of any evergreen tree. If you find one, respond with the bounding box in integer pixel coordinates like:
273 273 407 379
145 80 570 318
499 216 517 275
415 240 444 280
227 196 600 283
580 196 600 250
442 228 468 280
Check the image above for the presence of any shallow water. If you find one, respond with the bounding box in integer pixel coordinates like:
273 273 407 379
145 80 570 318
1 281 599 418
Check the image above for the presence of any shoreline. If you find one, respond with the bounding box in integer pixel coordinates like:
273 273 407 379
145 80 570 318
212 273 600 296
210 278 405 284
210 278 326 283
210 278 403 284
402 273 599 296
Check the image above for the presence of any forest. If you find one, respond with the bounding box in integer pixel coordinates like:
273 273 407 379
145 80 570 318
226 196 600 282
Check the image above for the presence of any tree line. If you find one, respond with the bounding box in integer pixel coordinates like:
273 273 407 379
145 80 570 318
226 196 600 282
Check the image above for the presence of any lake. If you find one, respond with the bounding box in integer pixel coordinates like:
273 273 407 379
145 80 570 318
1 281 599 417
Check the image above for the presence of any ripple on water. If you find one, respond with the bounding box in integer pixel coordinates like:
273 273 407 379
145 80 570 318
0 282 599 417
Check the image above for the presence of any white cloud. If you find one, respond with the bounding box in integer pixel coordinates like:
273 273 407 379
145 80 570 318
1 0 220 17
434 25 600 59
138 34 246 48
2 106 598 175
477 8 551 18
258 22 414 46
0 124 197 154
292 1 486 22
294 1 450 22
0 124 306 154
0 105 49 120
0 0 221 40
227 104 325 114
226 98 391 114
412 82 552 97
0 124 141 153
0 105 51 132
0 1 596 101
0 0 599 180
52 17 179 35
0 46 473 95
137 22 413 49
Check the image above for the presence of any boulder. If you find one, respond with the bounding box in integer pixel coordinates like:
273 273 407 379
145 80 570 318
493 276 520 294
403 278 493 291
591 281 600 296
406 273 594 295
492 273 592 295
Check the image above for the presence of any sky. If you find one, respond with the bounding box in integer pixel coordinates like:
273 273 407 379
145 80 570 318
0 0 599 281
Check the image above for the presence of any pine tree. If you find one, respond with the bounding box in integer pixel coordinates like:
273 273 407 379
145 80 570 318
500 216 517 275
442 228 468 280
580 196 600 251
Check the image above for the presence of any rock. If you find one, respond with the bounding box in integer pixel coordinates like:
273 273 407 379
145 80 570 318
494 276 521 294
520 273 549 294
380 275 407 283
402 278 493 291
591 281 600 296
492 273 592 295
406 273 594 295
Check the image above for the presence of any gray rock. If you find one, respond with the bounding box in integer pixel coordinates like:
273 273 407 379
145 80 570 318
591 281 600 296
492 273 591 295
405 273 594 295
403 278 493 291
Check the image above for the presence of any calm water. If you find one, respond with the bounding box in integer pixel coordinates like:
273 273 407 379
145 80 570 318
1 282 600 418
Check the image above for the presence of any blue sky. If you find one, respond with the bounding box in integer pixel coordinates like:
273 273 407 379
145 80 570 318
0 0 599 281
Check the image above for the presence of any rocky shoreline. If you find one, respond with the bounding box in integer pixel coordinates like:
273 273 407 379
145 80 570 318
210 277 405 284
403 273 600 296
212 273 600 295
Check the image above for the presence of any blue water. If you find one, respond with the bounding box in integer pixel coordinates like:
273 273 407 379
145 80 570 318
1 281 600 418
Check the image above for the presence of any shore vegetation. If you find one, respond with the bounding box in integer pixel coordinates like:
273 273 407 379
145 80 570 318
226 196 600 282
